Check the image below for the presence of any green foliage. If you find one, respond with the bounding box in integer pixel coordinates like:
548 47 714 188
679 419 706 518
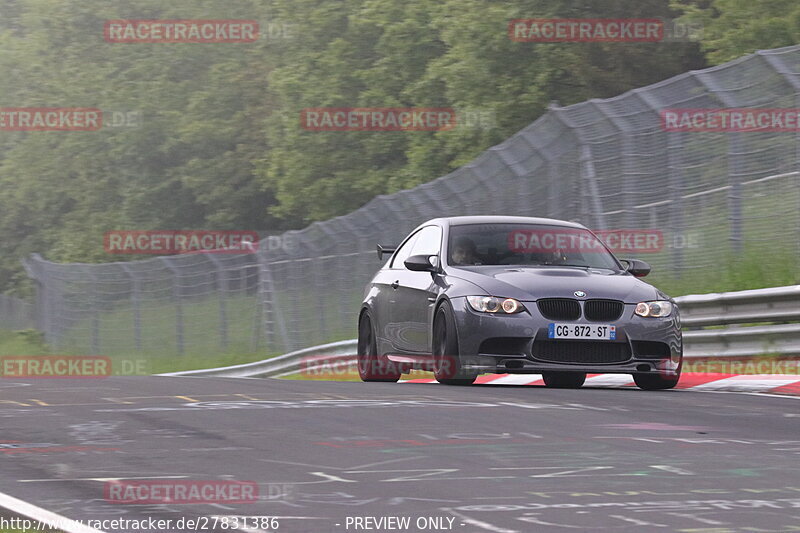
260 0 705 222
0 0 279 293
650 247 800 297
0 321 274 373
0 0 795 297
673 0 800 62
0 329 51 355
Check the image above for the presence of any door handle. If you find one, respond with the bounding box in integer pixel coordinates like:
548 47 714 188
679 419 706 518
391 280 400 289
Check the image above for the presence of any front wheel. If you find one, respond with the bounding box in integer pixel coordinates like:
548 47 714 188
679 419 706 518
357 312 400 382
542 371 586 388
432 303 476 386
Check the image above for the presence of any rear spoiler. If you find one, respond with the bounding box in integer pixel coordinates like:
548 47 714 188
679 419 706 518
376 244 397 260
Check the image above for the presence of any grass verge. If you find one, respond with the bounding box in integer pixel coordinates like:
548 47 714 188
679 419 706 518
2 248 797 373
0 329 276 375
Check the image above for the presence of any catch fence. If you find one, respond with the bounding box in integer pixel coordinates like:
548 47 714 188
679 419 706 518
18 45 800 355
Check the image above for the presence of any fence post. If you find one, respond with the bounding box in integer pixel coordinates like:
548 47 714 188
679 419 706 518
314 258 328 344
621 134 635 229
756 50 800 261
592 102 633 228
546 105 607 228
693 70 745 257
0 296 7 328
728 133 744 255
546 158 561 219
23 256 46 340
580 144 607 229
119 264 141 351
159 257 184 355
206 254 228 351
82 267 100 354
258 260 288 353
668 131 686 275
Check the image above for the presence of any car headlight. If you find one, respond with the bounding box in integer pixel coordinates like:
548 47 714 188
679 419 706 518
466 296 525 314
635 300 673 318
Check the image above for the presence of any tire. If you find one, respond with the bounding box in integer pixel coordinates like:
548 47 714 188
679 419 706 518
634 361 681 390
542 371 586 389
432 303 477 386
357 312 400 382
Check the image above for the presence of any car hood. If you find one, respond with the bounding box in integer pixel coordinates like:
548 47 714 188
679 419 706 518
448 266 663 303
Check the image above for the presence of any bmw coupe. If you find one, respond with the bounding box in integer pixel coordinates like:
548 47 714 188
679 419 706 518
357 216 682 390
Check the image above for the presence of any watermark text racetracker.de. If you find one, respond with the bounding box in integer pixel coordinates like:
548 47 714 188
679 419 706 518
104 230 260 255
508 228 700 254
302 355 360 379
0 356 111 378
509 18 702 42
104 19 259 43
0 516 281 532
662 108 800 132
104 480 258 504
684 359 800 374
0 108 100 131
0 356 148 378
300 107 496 132
0 108 141 131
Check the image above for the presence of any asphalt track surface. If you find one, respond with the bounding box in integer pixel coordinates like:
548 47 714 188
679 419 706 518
1 376 800 533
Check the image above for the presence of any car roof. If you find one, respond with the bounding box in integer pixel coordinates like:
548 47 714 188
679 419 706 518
415 215 587 231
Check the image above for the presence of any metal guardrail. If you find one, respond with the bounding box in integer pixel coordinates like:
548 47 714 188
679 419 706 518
159 340 357 378
676 285 800 358
165 285 800 377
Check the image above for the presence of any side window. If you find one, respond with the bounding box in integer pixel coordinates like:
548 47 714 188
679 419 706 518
390 232 420 269
410 226 443 257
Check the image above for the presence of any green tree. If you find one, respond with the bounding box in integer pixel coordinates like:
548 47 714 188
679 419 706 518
674 0 800 63
260 0 705 224
0 0 280 291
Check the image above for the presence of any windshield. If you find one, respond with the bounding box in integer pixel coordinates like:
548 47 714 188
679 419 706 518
447 223 621 270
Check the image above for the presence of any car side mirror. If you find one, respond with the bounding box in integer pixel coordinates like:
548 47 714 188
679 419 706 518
376 244 397 260
621 258 651 278
404 254 438 272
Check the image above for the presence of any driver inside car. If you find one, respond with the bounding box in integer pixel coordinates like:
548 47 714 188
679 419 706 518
451 237 481 265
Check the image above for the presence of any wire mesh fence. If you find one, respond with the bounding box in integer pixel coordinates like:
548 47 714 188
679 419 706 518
0 294 36 331
14 44 800 356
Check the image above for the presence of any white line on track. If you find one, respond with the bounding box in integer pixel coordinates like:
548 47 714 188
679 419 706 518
401 374 800 396
0 490 106 533
708 390 800 400
689 375 800 391
584 374 636 386
18 475 189 483
650 465 695 475
485 374 541 385
443 508 518 533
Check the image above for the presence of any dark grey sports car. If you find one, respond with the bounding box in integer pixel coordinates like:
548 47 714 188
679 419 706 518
357 216 682 390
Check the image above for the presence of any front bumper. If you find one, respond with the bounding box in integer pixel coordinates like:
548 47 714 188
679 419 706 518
449 296 682 375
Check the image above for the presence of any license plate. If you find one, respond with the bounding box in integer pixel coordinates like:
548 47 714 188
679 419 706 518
548 323 616 340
